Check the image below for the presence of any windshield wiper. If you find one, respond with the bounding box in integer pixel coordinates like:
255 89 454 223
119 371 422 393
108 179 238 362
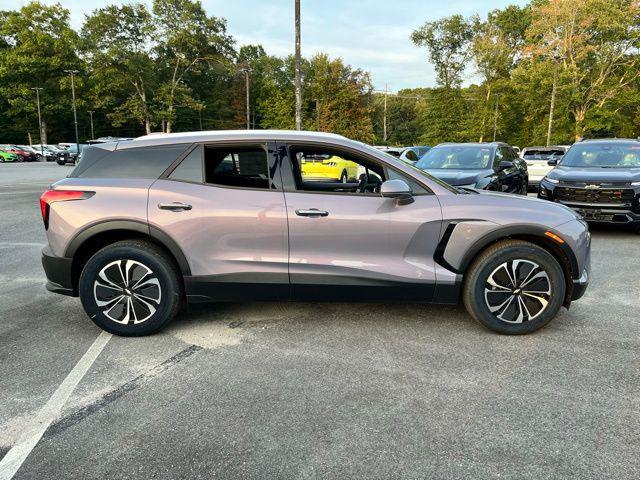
456 186 479 194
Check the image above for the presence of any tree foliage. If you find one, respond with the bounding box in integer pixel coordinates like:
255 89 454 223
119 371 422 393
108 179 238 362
0 0 638 147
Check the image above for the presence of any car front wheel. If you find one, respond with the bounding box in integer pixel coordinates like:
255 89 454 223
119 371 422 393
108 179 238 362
79 240 183 336
463 239 566 334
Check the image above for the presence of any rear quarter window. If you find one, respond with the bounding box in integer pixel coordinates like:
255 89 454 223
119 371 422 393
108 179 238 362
73 144 189 179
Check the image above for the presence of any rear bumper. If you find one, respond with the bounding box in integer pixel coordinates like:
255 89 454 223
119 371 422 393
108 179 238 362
41 246 76 296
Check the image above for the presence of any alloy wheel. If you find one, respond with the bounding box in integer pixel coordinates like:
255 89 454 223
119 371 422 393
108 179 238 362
93 259 162 324
484 259 552 323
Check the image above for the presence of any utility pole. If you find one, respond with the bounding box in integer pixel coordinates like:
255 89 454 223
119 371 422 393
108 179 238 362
88 110 95 139
546 54 563 147
239 67 252 130
64 70 80 156
383 84 388 143
373 87 419 144
294 0 302 130
493 94 500 142
31 87 44 160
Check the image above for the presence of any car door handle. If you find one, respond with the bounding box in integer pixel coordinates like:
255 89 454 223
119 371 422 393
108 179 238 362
295 208 329 217
158 202 192 211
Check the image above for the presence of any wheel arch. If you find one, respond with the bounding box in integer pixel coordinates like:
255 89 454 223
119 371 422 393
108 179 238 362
66 220 190 294
437 223 578 307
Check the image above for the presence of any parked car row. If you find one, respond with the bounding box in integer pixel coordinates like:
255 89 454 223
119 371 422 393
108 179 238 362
0 144 39 162
0 143 71 163
377 138 640 230
1 137 134 166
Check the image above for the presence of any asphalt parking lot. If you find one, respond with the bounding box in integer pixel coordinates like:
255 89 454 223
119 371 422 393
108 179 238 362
1 162 638 479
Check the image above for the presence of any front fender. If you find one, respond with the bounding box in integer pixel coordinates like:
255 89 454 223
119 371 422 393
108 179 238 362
435 221 580 280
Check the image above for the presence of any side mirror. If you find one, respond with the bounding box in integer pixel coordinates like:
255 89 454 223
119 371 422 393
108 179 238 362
381 179 413 205
497 160 514 171
547 158 558 166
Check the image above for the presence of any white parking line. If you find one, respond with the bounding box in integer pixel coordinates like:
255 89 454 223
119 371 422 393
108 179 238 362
0 182 51 188
0 331 112 480
0 191 46 195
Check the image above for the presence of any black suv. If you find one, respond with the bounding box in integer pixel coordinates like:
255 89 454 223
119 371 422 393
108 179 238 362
538 139 640 228
414 142 528 194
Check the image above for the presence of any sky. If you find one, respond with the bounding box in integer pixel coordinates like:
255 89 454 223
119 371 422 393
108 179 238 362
3 0 528 92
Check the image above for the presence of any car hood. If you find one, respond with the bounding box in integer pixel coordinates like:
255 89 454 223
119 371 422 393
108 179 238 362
547 165 640 183
440 189 579 228
424 168 491 186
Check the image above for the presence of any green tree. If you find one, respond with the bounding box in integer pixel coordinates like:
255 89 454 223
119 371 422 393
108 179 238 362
82 3 156 133
0 1 81 143
411 15 473 89
152 0 235 132
526 0 640 140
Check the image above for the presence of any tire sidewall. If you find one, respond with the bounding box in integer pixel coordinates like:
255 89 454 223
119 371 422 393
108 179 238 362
469 244 566 334
79 244 180 336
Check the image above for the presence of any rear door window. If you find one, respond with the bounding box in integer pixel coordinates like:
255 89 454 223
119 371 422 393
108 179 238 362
203 144 273 189
168 146 203 183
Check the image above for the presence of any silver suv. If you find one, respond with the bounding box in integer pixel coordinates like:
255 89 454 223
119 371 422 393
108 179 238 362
40 131 591 336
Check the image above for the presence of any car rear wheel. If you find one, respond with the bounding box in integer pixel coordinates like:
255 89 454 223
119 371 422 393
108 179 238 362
462 239 565 334
79 240 183 336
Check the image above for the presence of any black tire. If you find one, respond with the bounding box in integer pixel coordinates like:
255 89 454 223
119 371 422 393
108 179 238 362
462 239 566 334
56 159 66 166
79 240 183 336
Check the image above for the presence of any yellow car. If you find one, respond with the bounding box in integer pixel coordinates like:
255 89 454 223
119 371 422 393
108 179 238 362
300 154 359 183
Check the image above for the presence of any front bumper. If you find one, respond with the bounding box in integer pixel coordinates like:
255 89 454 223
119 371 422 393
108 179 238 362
42 246 76 296
571 267 589 301
539 182 640 225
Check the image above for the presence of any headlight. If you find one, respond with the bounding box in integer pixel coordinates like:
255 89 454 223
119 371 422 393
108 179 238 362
542 176 559 184
631 181 640 186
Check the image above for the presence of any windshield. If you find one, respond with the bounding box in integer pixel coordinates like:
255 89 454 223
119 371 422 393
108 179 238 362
523 149 565 160
415 146 492 170
560 143 640 168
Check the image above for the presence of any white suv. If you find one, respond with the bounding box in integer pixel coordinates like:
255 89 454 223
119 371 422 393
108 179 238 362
521 146 568 188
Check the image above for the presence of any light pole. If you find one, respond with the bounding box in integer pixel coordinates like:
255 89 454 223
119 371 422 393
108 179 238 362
546 54 564 147
64 69 80 157
294 0 302 130
88 110 95 140
30 87 44 160
239 67 252 129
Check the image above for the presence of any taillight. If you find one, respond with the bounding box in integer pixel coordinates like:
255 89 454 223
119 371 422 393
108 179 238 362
39 189 95 229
